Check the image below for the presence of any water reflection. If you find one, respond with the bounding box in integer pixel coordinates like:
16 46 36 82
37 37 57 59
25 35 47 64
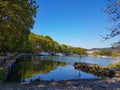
4 56 120 82
5 56 66 82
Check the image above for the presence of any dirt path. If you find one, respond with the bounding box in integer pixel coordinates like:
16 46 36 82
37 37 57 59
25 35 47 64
0 78 120 90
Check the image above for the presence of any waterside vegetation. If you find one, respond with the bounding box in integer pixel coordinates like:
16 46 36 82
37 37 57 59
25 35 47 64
1 1 120 89
91 50 119 57
0 0 86 57
108 62 120 68
29 33 86 55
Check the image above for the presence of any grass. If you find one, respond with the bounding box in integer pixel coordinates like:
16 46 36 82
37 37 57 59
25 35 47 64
108 62 120 68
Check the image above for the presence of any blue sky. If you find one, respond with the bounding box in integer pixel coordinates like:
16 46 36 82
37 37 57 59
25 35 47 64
31 0 120 49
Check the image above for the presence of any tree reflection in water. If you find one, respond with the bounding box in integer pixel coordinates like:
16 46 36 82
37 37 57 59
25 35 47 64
5 56 66 83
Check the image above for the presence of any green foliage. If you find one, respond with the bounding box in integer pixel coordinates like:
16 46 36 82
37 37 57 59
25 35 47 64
0 0 85 54
108 62 120 68
0 69 9 83
29 33 86 55
92 51 98 56
92 50 118 57
112 51 118 57
29 33 60 52
98 50 112 56
0 0 37 52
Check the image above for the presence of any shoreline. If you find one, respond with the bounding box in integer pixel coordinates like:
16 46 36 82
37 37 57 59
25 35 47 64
1 78 120 90
0 55 120 89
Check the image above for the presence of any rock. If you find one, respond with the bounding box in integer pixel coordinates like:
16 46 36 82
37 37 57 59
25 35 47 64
74 62 116 77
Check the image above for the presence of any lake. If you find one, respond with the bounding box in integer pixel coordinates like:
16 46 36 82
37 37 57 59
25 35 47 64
5 56 120 83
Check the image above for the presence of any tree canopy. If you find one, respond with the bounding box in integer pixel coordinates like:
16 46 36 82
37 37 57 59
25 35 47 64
29 33 86 55
0 1 86 55
0 0 37 52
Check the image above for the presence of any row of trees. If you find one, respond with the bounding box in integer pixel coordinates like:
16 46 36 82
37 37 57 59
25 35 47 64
29 33 86 55
0 1 86 56
2 0 119 55
92 50 118 57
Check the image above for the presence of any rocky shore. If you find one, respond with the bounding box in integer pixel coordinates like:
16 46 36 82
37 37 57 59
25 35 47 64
74 62 120 77
0 78 120 90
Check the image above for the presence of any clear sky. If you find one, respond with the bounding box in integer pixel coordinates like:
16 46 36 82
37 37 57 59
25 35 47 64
31 0 120 49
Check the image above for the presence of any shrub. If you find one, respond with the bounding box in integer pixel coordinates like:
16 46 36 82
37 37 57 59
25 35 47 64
108 62 120 68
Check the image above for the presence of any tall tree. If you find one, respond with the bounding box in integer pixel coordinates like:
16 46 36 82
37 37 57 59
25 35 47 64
0 0 37 52
103 0 120 47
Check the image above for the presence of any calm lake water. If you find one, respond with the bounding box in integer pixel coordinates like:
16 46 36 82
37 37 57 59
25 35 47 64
5 56 120 82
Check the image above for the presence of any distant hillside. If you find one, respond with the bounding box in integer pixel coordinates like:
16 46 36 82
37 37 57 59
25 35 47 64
29 33 60 52
29 33 86 55
87 47 120 53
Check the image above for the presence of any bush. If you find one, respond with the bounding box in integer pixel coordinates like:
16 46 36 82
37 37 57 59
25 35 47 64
108 62 120 68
